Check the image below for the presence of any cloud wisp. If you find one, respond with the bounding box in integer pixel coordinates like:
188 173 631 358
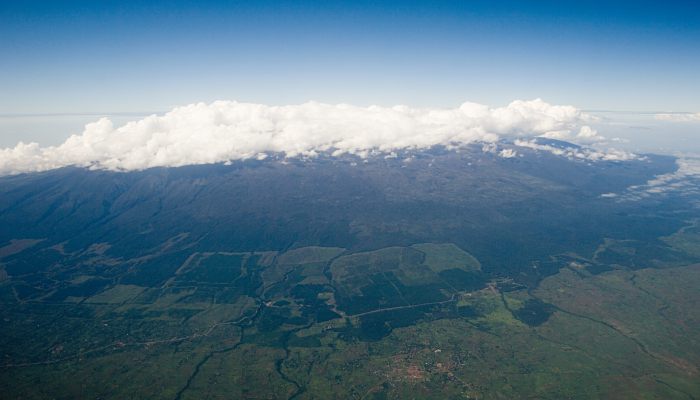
602 157 700 201
655 112 700 122
513 139 638 161
0 99 609 176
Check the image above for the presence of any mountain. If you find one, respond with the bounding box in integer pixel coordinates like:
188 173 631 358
0 143 682 283
1 142 700 399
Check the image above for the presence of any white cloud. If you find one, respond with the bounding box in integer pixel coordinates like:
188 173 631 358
654 112 700 122
0 99 602 175
498 148 518 158
538 125 606 144
513 139 639 161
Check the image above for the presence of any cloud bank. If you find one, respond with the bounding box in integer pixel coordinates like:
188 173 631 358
1 99 607 175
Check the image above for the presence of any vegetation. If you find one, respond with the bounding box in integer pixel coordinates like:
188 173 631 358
1 148 699 398
1 232 700 398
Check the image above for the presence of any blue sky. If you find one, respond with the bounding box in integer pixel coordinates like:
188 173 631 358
1 0 699 149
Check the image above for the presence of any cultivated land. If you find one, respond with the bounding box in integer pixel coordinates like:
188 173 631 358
1 233 700 399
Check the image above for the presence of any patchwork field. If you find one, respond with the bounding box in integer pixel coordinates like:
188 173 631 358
2 228 700 399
